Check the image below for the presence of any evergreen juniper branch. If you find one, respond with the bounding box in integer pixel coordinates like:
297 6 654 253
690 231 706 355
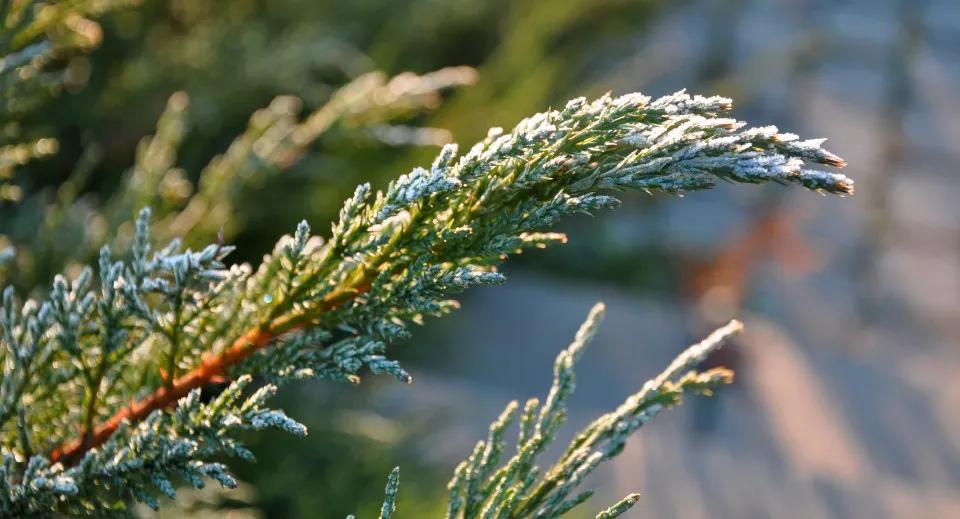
56 89 847 459
455 306 739 519
1 90 850 513
372 305 738 518
0 62 476 291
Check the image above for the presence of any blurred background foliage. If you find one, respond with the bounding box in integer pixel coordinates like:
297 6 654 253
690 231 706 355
4 0 959 517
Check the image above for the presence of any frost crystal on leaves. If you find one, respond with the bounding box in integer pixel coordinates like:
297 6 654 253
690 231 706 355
1 88 849 515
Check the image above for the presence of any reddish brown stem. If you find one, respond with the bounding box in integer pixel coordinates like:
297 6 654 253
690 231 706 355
49 282 370 466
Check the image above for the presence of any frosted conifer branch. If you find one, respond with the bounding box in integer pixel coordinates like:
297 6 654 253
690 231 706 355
379 466 401 519
1 88 847 514
595 493 641 519
440 304 739 518
0 62 476 291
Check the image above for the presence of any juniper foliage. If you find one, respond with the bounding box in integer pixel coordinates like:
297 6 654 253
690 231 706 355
365 304 740 519
0 62 477 291
0 86 850 515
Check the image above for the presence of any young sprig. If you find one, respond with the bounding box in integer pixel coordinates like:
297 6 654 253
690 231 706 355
369 304 741 519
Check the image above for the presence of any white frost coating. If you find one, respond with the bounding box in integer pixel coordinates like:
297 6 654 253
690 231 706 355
3 87 850 515
250 410 307 436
